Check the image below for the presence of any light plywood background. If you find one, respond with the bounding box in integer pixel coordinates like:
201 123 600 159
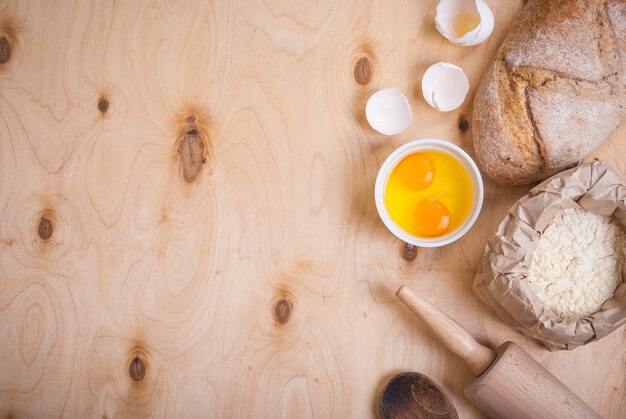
0 0 624 417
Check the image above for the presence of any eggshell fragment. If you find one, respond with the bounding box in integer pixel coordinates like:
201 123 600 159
435 0 494 46
365 88 412 135
421 62 469 112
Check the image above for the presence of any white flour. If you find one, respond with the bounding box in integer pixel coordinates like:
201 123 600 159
526 208 625 318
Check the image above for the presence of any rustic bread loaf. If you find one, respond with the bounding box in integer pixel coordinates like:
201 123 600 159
473 0 626 186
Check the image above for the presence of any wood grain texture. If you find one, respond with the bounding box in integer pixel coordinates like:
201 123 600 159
0 0 624 418
380 372 458 419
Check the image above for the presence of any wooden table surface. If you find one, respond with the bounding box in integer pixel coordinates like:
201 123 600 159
1 0 624 417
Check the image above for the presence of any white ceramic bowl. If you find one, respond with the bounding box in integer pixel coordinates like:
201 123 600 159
375 139 483 247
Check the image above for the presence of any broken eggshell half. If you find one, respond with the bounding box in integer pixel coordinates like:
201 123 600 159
435 0 494 46
365 88 412 136
422 62 469 112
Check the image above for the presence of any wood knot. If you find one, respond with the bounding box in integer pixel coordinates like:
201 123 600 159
179 135 204 183
97 97 109 113
354 57 372 85
0 36 11 65
37 216 53 240
458 116 469 133
129 356 146 381
401 243 417 262
178 115 206 183
273 297 293 325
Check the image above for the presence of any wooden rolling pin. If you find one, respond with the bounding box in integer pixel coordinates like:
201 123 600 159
396 285 601 419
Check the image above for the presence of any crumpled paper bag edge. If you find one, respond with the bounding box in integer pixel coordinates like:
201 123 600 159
473 160 626 351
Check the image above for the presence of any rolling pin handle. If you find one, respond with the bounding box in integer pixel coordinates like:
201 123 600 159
396 285 496 376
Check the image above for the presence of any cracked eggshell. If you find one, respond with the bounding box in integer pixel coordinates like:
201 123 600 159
365 88 412 136
435 0 494 46
421 62 469 112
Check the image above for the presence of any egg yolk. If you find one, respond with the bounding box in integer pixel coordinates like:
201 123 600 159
413 199 451 237
384 150 472 239
395 153 435 190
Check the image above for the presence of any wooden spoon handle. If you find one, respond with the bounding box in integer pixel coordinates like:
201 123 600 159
396 285 496 376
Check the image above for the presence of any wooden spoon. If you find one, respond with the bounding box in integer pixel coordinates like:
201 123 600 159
379 372 458 419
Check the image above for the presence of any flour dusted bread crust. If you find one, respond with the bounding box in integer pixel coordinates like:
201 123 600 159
473 0 626 186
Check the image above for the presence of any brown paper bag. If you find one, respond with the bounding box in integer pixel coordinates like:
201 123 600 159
473 160 626 350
